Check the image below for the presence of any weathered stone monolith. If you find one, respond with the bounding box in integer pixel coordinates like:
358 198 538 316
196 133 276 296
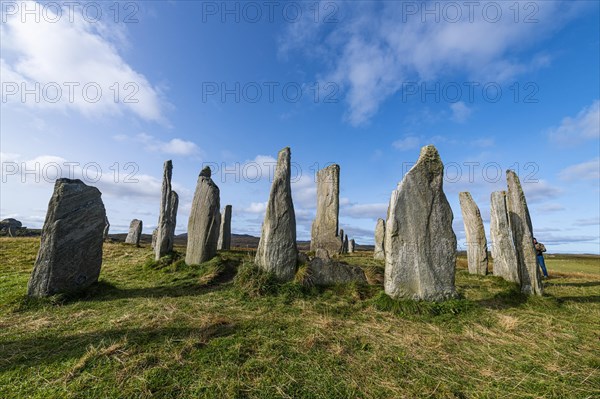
343 234 349 254
384 145 457 301
506 170 542 295
255 147 297 280
186 167 221 265
125 219 143 246
339 228 345 253
27 178 106 297
310 164 341 257
1 218 22 237
490 191 520 283
103 216 110 241
374 218 385 260
155 160 179 260
217 205 232 250
306 257 367 285
348 239 355 253
151 228 157 249
459 192 488 275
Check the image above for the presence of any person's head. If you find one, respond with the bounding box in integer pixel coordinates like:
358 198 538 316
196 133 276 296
533 237 538 244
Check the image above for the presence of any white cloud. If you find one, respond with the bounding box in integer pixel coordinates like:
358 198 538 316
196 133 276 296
115 133 201 157
558 158 600 181
341 202 388 220
522 180 563 203
243 202 267 214
280 1 585 125
392 136 420 151
450 102 472 123
549 100 600 144
534 203 566 213
1 1 164 122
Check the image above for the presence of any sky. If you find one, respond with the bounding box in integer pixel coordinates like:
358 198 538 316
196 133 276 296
1 0 599 254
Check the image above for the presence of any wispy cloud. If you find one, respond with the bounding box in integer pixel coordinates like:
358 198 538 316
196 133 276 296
558 158 600 181
548 100 600 144
279 1 586 125
1 1 165 122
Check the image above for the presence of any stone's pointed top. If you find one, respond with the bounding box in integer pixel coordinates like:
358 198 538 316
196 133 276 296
56 178 85 185
278 147 291 159
419 144 440 159
459 191 472 199
200 166 212 178
409 145 443 177
165 160 173 166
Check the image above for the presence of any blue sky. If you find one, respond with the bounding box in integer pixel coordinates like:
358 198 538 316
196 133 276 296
1 0 599 253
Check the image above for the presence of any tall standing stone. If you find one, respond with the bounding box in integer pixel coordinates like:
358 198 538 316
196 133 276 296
459 192 488 275
155 160 179 260
339 228 345 254
255 147 297 281
374 218 386 260
103 216 110 241
490 191 520 283
310 164 341 257
348 239 355 253
27 179 106 297
151 228 157 249
506 170 542 295
186 167 221 264
343 234 349 254
384 145 457 301
217 205 232 250
125 219 143 246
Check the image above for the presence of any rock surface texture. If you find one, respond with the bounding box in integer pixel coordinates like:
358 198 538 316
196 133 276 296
348 239 355 253
374 218 386 260
186 167 221 265
490 191 520 283
125 219 143 246
459 192 488 275
255 147 298 281
155 160 179 260
27 179 106 297
310 164 341 257
217 205 232 250
506 170 542 295
384 145 457 301
306 257 367 286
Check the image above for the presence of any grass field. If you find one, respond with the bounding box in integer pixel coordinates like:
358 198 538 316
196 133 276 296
0 237 598 398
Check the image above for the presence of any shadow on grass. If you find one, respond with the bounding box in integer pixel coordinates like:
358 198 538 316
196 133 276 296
475 286 529 310
12 259 240 310
550 295 600 304
0 320 236 373
546 281 600 288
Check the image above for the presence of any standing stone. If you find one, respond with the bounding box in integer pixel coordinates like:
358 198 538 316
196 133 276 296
155 160 179 260
151 228 158 249
459 192 488 275
217 205 232 250
310 164 341 257
490 191 520 283
1 218 22 237
506 170 542 295
27 179 106 297
384 145 457 301
125 219 143 246
374 218 386 260
348 239 355 253
343 234 349 254
186 167 221 264
255 147 297 280
103 216 110 241
339 228 345 254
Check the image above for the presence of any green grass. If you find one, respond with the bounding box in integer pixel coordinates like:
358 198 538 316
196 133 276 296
1 237 599 398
